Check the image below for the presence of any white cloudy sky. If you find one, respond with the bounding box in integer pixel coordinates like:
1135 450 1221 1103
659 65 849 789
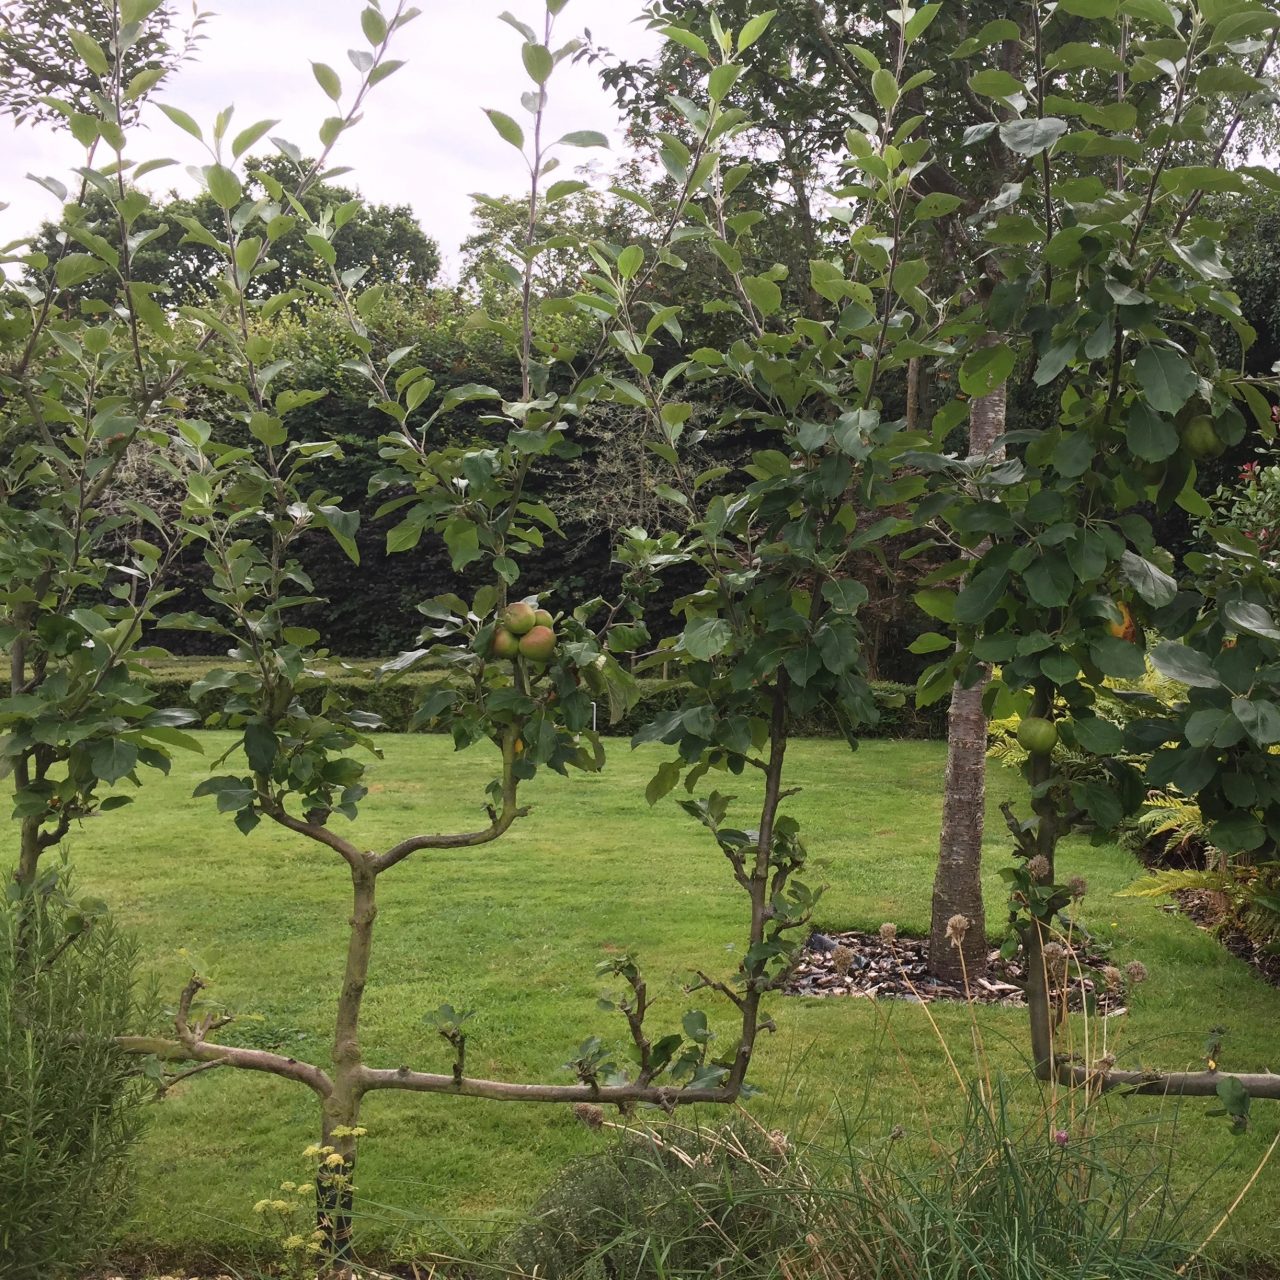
0 0 661 277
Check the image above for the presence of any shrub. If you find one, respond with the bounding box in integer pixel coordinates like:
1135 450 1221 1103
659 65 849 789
0 872 152 1278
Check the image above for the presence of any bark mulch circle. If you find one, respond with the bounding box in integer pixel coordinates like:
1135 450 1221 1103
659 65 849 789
784 928 1128 1015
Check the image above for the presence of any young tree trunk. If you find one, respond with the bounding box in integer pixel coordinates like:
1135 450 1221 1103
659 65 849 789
927 341 1008 983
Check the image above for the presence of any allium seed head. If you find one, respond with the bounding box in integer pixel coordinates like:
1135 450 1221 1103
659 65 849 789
945 914 971 947
832 944 855 977
573 1102 605 1130
1102 965 1123 989
879 922 898 943
1027 855 1051 881
1125 960 1149 985
1068 875 1088 901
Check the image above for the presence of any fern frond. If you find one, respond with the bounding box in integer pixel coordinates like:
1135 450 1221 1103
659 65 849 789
1117 869 1231 899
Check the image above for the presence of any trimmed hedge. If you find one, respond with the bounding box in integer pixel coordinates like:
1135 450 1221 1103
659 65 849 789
142 669 947 742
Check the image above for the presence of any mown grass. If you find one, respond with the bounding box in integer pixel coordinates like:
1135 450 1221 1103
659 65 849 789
60 734 1280 1267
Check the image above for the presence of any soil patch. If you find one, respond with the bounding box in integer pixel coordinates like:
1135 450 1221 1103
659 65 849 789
784 928 1127 1014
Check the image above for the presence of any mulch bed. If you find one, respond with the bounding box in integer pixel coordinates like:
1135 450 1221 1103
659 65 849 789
1177 890 1280 990
784 928 1127 1014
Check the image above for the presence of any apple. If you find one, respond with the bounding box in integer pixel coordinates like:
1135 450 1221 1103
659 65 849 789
519 625 557 663
534 608 554 628
491 628 520 660
500 602 537 636
1016 716 1058 755
1180 414 1224 459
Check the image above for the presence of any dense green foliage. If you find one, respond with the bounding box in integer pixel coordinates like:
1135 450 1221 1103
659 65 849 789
0 876 152 1277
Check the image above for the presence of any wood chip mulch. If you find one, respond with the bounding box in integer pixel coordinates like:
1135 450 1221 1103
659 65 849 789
1176 890 1280 990
784 928 1127 1014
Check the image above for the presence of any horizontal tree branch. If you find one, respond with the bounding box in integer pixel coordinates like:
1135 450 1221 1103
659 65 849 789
1057 1061 1280 1100
117 1035 333 1096
359 1065 737 1107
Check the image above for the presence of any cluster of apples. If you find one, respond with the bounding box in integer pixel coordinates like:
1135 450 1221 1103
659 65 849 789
491 601 558 663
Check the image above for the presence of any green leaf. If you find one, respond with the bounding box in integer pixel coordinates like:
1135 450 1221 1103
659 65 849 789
646 760 683 806
1126 403 1178 462
1024 554 1074 608
872 69 899 110
1119 551 1176 607
89 738 138 785
960 343 1015 396
443 518 481 571
909 632 953 655
1000 117 1068 155
1133 347 1197 415
1150 641 1221 688
683 617 733 661
1072 715 1123 754
522 42 554 85
970 69 1025 99
914 192 964 220
618 245 644 280
484 109 524 150
243 722 278 773
232 118 278 159
914 588 957 622
741 275 782 316
69 29 110 76
1223 601 1280 641
1232 697 1280 746
205 164 243 210
361 6 388 43
312 62 342 101
955 567 1009 624
158 102 203 140
557 130 609 149
737 10 777 52
709 64 743 103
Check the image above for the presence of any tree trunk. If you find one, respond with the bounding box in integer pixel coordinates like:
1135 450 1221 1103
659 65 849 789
927 339 1008 983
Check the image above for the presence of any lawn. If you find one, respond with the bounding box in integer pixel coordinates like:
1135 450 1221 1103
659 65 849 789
65 734 1280 1267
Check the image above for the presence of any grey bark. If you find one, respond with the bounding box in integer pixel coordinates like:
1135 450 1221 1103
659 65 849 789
927 339 1008 982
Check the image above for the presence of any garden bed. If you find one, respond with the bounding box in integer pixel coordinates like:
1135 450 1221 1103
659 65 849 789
785 927 1128 1014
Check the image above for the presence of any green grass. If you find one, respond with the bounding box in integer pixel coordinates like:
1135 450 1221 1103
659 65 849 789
59 735 1280 1266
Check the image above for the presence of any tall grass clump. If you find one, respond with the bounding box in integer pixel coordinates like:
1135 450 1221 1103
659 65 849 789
0 870 152 1278
481 1092 1210 1280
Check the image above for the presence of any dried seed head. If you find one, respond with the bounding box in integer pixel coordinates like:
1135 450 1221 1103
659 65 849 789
889 1124 905 1141
1102 965 1123 989
1068 875 1088 902
572 1102 604 1130
945 913 971 947
832 945 855 977
1125 960 1149 985
1042 941 1069 983
1027 855 1051 881
879 922 898 943
1096 1052 1116 1070
768 1129 791 1157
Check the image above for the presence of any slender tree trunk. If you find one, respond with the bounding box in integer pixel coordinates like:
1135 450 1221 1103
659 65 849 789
927 339 1007 983
317 864 378 1260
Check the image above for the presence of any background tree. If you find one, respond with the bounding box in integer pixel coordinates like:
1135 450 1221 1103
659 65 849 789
28 154 440 302
0 0 204 124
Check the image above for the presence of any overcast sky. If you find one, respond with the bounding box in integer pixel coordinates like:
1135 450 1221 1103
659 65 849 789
0 0 661 277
